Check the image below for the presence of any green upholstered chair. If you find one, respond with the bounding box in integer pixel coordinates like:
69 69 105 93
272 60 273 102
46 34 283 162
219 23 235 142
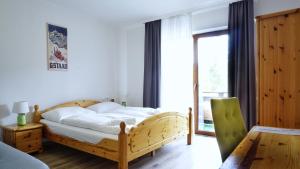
210 97 247 162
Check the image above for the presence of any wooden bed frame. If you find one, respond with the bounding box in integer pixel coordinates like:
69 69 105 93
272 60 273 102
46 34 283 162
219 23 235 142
33 100 192 169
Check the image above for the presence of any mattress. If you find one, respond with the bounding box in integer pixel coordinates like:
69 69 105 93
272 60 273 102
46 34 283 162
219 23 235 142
40 119 118 144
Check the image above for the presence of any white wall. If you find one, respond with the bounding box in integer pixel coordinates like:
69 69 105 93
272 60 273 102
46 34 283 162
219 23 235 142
255 0 300 16
119 0 300 107
192 6 228 32
192 0 300 32
0 0 118 132
126 26 145 106
117 25 145 107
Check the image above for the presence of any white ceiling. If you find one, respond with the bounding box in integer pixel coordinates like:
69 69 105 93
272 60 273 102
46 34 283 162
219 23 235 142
48 0 236 26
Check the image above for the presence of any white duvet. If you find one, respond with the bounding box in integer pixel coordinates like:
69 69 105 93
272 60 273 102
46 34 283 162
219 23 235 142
45 106 160 135
61 112 137 134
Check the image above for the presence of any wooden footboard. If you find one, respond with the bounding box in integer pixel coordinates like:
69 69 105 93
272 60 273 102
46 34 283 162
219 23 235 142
33 100 192 169
118 108 192 169
129 111 190 159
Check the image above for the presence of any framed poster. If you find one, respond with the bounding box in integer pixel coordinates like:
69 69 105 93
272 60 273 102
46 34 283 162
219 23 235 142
47 23 68 71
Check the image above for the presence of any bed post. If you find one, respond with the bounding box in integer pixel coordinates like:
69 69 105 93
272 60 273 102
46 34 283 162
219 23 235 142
118 122 128 169
33 105 41 123
187 107 192 145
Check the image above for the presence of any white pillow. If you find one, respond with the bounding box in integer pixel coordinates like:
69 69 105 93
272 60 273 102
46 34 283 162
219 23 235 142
42 106 96 123
86 102 122 113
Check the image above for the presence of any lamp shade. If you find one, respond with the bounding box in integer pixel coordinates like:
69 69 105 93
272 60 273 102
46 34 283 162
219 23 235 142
12 101 29 114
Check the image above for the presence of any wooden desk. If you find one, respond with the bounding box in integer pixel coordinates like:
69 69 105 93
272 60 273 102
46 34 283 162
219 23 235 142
221 126 300 169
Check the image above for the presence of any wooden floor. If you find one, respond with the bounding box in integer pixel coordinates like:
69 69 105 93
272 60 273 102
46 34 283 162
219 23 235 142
34 135 222 169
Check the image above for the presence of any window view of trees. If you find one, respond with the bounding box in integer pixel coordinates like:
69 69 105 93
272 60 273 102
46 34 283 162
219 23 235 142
198 34 228 94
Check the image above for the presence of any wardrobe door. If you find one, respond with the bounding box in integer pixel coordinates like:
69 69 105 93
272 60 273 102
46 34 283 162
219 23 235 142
258 9 300 128
294 11 300 128
258 16 278 127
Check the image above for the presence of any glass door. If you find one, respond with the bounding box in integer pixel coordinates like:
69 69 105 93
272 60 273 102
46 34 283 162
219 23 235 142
193 30 228 135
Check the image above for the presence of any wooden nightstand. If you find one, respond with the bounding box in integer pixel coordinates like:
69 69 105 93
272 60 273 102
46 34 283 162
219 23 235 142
1 123 43 153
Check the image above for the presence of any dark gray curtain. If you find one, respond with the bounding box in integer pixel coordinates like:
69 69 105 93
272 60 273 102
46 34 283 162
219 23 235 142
228 0 256 130
143 20 161 108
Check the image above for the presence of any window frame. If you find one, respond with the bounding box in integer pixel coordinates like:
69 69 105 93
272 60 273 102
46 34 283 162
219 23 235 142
193 29 228 136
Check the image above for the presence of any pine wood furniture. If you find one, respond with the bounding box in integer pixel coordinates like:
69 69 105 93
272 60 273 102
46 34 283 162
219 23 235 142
257 8 300 128
1 123 43 153
33 100 192 169
220 126 300 169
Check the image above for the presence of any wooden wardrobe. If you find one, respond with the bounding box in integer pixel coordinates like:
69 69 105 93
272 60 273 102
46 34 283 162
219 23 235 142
257 9 300 129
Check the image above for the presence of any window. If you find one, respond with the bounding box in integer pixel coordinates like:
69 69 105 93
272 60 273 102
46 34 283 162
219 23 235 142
193 30 228 135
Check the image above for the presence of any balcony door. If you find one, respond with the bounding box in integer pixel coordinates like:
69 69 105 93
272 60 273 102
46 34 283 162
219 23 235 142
193 30 228 136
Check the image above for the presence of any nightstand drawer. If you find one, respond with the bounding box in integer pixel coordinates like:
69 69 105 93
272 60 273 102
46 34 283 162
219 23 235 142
16 129 41 142
1 123 43 153
16 140 41 153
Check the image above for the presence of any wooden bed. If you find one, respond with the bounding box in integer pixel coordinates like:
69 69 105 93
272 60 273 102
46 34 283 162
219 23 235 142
33 100 192 169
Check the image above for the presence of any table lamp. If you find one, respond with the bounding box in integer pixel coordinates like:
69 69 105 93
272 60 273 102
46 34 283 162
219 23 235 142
12 101 29 126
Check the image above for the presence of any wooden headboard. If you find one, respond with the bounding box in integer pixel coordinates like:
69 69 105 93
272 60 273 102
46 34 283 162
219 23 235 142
33 100 100 123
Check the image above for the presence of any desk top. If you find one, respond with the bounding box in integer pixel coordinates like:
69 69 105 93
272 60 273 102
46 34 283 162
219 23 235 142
221 126 300 169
